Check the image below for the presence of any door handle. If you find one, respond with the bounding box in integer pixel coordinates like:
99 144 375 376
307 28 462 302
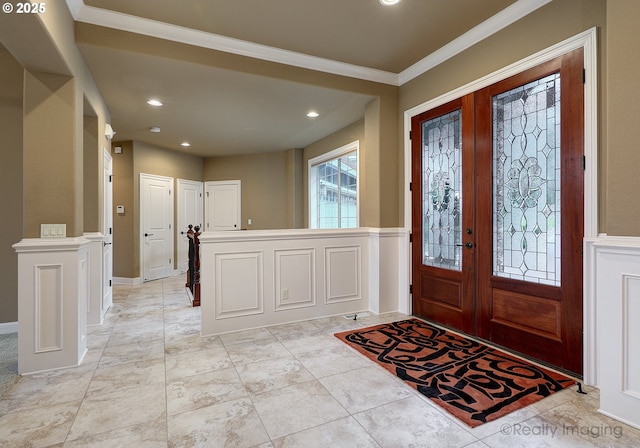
145 233 154 237
103 242 112 247
456 242 473 249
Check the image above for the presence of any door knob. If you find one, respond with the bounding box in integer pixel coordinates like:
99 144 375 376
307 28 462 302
144 233 154 237
457 242 473 249
103 242 112 247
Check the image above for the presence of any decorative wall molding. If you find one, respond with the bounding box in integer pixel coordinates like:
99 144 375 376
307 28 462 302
214 251 264 319
325 246 361 304
34 264 63 353
274 248 316 311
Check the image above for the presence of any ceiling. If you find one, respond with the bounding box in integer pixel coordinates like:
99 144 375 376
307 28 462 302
67 0 547 157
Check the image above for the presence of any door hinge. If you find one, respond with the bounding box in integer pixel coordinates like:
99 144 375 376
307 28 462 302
109 279 112 287
582 155 586 171
206 191 209 197
409 233 413 243
409 130 412 140
169 223 171 229
109 175 113 182
169 258 172 264
409 284 413 294
409 182 412 191
582 68 586 84
169 189 172 196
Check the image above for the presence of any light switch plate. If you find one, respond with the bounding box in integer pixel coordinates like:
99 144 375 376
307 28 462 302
40 224 67 239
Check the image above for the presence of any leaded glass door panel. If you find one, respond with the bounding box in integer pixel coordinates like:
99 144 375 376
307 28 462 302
411 94 476 334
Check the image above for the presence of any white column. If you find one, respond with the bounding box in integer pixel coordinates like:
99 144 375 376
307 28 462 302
84 232 105 326
13 238 89 374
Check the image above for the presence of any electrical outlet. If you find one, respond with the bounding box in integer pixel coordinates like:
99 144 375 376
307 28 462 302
281 289 289 301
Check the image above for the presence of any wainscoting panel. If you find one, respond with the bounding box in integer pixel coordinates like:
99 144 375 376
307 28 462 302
274 248 315 311
592 236 640 429
199 228 395 336
34 264 63 353
325 246 361 304
623 274 640 399
215 252 263 319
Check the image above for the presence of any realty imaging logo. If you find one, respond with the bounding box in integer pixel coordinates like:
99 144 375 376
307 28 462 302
500 422 624 439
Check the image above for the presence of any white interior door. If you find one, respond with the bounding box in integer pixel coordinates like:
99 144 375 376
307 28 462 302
103 149 113 311
177 179 203 273
141 174 174 282
205 180 241 231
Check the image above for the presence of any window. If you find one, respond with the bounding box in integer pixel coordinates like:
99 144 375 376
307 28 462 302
309 141 359 229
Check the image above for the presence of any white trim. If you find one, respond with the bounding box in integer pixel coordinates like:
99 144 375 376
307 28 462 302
0 321 18 334
403 28 599 379
64 0 549 87
112 276 143 286
398 0 553 85
308 140 360 229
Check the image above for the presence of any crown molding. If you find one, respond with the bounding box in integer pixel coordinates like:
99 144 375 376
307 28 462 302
65 0 551 87
398 0 553 85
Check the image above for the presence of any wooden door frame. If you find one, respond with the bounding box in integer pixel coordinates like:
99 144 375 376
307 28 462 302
403 28 598 379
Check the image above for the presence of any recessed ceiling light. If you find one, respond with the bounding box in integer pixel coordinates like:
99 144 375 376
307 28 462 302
149 126 161 133
307 111 319 118
181 142 191 147
147 99 163 107
379 0 401 5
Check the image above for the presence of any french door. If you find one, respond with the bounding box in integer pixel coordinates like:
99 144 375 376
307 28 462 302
411 49 584 375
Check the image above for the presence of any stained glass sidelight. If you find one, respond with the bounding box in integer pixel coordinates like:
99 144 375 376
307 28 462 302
422 110 462 270
492 73 561 286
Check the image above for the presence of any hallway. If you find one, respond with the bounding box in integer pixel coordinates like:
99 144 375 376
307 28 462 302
0 275 638 447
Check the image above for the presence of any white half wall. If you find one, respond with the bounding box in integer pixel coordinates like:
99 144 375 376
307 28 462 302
590 235 640 429
199 228 409 336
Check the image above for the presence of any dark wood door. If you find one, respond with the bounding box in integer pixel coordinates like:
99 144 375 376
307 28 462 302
411 94 476 335
411 49 584 375
475 49 584 374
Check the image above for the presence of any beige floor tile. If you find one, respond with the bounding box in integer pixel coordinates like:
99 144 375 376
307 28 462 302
168 397 270 448
226 338 291 366
87 357 166 396
67 383 166 441
319 365 415 413
62 416 167 448
251 380 349 440
294 345 373 378
235 355 315 394
166 367 247 416
272 416 380 448
354 395 478 448
165 346 233 381
0 400 81 447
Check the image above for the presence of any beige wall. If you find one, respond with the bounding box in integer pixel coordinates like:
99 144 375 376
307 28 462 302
399 0 607 230
83 114 100 232
112 141 135 278
112 140 204 278
605 0 640 236
0 3 111 324
0 45 23 324
204 151 292 230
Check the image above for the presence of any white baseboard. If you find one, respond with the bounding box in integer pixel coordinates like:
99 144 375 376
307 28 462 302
0 321 18 334
113 276 143 286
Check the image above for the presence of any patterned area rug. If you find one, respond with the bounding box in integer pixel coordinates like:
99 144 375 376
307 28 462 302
335 318 575 427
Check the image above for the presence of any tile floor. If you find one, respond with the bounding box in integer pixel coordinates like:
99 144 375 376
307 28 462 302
1 275 640 447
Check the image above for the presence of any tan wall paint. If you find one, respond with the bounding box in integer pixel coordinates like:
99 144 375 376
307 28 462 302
83 114 100 232
303 120 365 228
0 45 23 324
399 0 607 230
605 0 640 236
112 141 134 278
286 148 304 229
203 151 290 230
